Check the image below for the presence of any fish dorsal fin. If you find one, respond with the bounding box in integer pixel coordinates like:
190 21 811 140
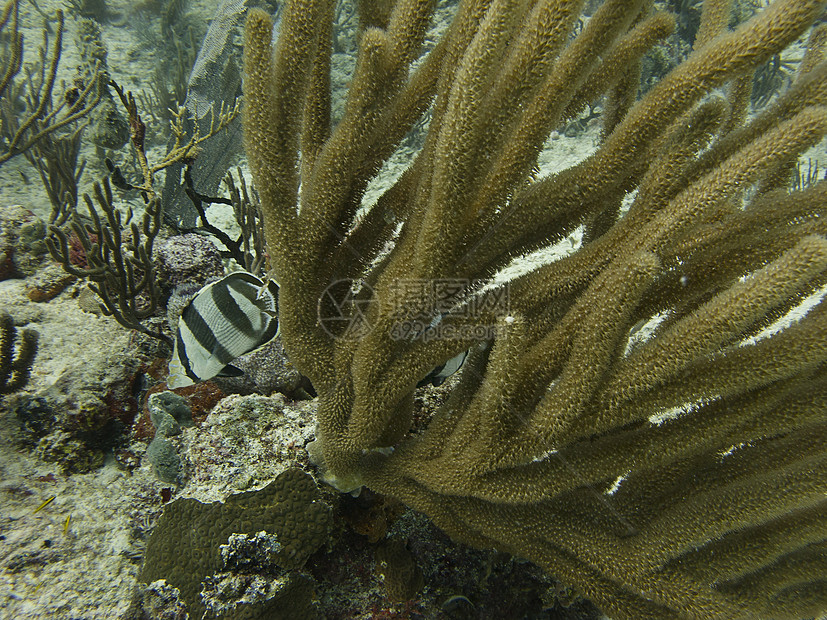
216 364 245 377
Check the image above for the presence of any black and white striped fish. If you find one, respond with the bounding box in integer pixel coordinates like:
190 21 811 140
416 349 468 388
167 272 279 388
409 313 469 388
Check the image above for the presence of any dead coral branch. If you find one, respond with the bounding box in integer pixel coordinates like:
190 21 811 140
110 80 240 204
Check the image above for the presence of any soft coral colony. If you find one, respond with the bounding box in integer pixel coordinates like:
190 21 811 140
242 0 827 618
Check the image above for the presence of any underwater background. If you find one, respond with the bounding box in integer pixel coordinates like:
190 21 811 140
1 0 826 618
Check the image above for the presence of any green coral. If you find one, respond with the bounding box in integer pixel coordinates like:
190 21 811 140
140 468 332 619
243 1 827 617
18 219 48 257
145 436 181 484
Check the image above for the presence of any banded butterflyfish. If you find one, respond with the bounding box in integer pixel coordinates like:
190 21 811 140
167 272 279 388
416 349 468 388
413 313 469 388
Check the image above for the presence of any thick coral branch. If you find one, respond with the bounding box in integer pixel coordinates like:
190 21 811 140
244 1 827 617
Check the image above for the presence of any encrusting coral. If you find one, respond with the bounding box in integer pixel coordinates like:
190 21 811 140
243 0 827 618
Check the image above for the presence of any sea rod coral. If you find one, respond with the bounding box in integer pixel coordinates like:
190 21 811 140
242 1 827 618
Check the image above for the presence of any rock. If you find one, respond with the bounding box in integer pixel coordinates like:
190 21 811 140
154 234 225 291
0 205 49 280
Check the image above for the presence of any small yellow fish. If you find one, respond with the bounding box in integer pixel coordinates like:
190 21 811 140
34 496 55 513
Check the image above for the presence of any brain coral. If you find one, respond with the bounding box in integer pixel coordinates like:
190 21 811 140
140 468 332 619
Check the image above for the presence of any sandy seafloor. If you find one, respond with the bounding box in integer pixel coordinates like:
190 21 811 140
1 0 826 619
